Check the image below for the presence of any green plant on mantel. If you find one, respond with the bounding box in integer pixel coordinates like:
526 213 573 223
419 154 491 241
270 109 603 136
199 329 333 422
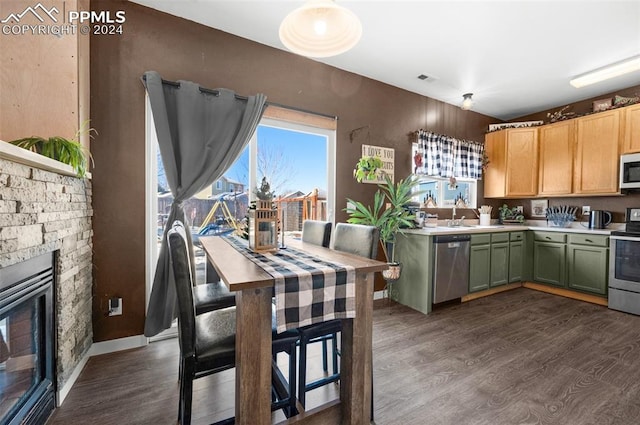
8 123 95 177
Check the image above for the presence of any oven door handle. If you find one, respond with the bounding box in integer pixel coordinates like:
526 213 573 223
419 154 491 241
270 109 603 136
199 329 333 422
610 235 640 242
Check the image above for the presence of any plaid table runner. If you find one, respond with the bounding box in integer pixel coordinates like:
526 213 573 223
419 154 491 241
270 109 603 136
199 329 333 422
223 235 356 333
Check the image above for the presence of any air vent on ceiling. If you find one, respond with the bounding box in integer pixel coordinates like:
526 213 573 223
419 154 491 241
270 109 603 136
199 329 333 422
417 74 437 82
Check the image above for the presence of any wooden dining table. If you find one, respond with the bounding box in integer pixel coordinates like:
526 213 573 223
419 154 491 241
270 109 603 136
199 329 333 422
199 235 388 425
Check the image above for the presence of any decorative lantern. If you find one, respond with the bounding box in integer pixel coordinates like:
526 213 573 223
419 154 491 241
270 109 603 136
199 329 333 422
248 178 278 252
248 200 278 252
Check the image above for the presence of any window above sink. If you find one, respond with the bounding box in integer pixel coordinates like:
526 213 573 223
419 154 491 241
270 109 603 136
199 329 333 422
412 175 478 209
410 141 479 209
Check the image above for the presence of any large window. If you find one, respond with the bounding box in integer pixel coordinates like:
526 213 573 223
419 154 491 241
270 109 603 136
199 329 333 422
145 100 336 336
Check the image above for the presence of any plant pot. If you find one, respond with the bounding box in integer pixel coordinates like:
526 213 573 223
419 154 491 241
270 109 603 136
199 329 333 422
382 262 402 281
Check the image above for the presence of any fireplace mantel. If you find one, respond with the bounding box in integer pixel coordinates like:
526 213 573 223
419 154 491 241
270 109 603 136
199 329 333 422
0 140 92 179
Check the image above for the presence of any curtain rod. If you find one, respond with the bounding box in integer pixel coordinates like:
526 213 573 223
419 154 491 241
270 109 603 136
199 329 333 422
142 75 338 121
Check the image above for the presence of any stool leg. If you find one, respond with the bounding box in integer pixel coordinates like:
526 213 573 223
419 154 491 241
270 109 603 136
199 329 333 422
321 338 328 372
288 343 298 417
298 335 308 409
332 333 339 375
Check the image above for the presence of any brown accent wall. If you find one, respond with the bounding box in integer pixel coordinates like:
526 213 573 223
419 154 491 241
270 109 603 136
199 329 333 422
90 1 497 340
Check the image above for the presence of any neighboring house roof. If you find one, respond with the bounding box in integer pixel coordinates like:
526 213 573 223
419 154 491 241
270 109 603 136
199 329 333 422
281 191 305 199
211 191 248 201
220 175 244 186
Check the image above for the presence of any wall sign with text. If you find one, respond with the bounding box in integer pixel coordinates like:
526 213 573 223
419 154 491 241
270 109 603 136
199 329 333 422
361 144 394 184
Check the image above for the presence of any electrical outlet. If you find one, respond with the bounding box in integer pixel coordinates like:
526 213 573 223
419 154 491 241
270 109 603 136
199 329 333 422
108 297 123 316
515 206 523 214
582 206 591 216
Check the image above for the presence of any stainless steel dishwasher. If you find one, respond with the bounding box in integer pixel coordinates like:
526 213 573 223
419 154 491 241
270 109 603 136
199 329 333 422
432 234 470 304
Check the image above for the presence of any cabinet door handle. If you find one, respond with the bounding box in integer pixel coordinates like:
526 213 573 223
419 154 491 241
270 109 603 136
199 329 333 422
585 239 593 243
545 236 551 240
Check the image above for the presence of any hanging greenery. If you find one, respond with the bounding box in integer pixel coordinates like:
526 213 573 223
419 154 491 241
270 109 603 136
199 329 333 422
353 155 384 183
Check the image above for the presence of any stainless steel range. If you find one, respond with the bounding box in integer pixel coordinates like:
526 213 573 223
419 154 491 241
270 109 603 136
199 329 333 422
609 208 640 315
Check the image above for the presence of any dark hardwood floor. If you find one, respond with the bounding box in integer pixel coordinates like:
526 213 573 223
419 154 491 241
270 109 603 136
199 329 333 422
48 288 640 424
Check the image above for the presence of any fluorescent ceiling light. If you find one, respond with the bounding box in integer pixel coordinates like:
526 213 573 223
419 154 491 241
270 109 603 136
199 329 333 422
570 55 640 88
279 0 362 58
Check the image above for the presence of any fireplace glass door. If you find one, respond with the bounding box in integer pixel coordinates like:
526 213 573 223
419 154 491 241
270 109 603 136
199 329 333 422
0 253 54 425
1 298 43 418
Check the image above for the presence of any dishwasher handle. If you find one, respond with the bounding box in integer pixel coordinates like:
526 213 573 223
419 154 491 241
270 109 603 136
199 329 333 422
433 234 471 244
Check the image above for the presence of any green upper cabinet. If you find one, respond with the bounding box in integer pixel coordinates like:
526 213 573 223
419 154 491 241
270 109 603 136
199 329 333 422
566 234 609 295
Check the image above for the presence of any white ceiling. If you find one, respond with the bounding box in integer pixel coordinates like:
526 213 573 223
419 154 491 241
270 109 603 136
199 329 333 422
131 0 640 120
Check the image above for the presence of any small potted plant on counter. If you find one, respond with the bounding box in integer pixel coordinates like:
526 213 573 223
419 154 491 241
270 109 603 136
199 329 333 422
498 204 525 224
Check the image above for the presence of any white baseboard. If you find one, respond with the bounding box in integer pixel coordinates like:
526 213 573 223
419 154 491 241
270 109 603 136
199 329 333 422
89 334 148 357
57 350 90 406
58 334 148 406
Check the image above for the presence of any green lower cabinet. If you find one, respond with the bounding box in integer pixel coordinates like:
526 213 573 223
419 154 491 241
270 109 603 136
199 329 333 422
567 245 608 295
469 244 490 292
490 243 509 287
532 232 609 295
469 232 523 293
509 241 524 283
533 241 566 287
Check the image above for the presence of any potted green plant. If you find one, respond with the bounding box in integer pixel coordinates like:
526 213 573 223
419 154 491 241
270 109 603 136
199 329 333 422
498 204 525 224
8 124 94 178
353 155 384 182
345 174 422 280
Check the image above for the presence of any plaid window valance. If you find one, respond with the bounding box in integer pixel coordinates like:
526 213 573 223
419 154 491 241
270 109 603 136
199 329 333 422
415 130 484 180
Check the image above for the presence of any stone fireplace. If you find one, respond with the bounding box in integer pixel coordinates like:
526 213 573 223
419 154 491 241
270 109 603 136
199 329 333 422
0 149 93 422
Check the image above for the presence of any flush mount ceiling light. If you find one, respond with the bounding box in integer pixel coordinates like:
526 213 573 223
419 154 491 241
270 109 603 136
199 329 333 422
570 55 640 88
461 93 474 110
279 0 362 58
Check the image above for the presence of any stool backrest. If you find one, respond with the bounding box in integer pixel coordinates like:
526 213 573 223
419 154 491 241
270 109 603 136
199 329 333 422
333 223 379 259
167 220 197 358
301 220 332 247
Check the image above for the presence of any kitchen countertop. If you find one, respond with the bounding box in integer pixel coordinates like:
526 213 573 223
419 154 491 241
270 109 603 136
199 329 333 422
402 220 624 236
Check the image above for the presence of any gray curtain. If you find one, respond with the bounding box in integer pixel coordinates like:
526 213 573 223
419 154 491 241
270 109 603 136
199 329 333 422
142 71 266 337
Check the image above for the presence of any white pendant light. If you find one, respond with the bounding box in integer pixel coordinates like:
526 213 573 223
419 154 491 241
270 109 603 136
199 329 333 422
279 0 362 58
570 55 640 88
461 93 474 110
